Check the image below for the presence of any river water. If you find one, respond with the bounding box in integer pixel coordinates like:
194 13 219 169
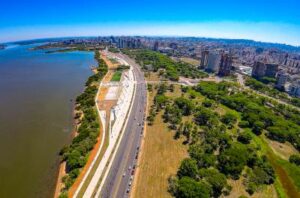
0 44 96 197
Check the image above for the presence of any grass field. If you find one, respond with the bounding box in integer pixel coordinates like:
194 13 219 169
133 85 188 198
180 57 200 66
111 71 122 82
108 57 119 64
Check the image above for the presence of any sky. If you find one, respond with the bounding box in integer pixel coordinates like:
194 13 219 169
0 0 300 45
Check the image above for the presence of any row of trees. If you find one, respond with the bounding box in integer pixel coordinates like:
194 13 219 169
122 49 208 81
58 51 108 197
245 77 300 109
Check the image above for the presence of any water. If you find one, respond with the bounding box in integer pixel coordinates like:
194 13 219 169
0 44 96 198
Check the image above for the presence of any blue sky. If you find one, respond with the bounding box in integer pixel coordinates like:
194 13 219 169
1 0 300 45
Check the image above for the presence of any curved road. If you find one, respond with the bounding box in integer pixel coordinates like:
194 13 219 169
100 53 147 198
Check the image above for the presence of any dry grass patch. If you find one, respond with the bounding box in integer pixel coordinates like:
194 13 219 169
133 89 188 198
180 57 200 66
227 178 278 198
267 139 298 160
145 72 162 81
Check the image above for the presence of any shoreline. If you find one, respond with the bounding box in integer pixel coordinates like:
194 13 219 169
53 65 99 198
53 100 79 198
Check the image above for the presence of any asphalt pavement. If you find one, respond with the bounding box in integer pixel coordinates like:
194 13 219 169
100 53 147 198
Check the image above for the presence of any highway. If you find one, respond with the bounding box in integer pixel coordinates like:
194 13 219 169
100 53 147 198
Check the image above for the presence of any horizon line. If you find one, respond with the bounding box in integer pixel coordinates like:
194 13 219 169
3 35 300 48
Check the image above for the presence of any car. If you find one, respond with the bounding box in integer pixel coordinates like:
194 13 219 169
131 170 135 175
130 176 133 180
129 181 132 186
123 172 126 177
128 166 131 170
126 188 130 193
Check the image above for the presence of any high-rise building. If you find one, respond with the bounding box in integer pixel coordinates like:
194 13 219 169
289 81 300 97
252 61 278 78
265 63 279 78
199 51 232 75
275 71 289 90
206 52 222 73
200 50 209 69
252 61 266 78
153 41 159 51
218 54 233 76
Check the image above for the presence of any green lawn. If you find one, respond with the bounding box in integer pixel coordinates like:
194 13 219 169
111 71 122 82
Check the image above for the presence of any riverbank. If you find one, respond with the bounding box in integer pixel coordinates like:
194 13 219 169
55 51 108 197
54 101 85 198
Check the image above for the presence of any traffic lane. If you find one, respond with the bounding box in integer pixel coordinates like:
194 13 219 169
112 93 144 197
101 92 140 197
101 53 146 197
117 85 146 197
112 82 146 196
108 80 146 196
100 74 145 197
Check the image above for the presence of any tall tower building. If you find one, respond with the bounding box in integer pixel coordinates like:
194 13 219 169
265 63 279 78
252 61 267 78
206 52 222 73
218 54 233 76
153 41 159 51
200 50 209 69
275 71 289 90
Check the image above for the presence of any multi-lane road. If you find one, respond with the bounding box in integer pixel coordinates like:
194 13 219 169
100 53 147 198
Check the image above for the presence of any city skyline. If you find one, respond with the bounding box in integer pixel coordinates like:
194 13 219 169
1 0 300 45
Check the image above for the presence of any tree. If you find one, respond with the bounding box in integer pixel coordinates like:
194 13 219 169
238 120 249 128
194 108 219 128
176 177 211 198
202 99 214 108
188 145 216 168
177 158 198 179
155 94 168 108
199 168 227 197
218 143 249 179
266 126 287 143
289 154 300 166
175 97 195 116
221 113 237 126
252 121 264 135
237 131 252 144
